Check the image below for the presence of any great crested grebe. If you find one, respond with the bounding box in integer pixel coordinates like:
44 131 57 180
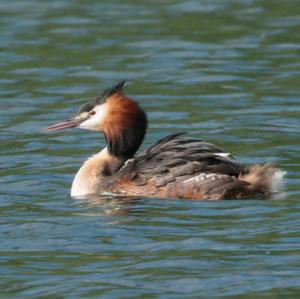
46 81 285 200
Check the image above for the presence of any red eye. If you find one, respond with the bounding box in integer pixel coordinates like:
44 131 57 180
90 111 96 115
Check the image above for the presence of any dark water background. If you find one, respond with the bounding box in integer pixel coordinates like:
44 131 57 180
1 0 300 298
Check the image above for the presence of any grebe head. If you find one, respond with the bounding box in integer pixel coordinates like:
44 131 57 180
46 81 148 158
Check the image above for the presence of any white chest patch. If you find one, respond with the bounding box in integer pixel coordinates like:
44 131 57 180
70 148 109 197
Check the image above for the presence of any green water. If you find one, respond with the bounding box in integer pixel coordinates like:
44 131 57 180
1 0 300 298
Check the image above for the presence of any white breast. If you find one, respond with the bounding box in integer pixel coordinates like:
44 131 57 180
71 166 93 197
71 148 109 197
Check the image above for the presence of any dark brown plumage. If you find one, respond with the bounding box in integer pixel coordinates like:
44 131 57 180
102 133 283 200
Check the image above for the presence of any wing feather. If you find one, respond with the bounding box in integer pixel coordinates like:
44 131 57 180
114 134 242 183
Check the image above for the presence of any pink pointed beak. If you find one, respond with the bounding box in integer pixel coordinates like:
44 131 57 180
45 118 83 131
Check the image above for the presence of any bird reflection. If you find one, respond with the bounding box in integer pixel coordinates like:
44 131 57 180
72 193 145 217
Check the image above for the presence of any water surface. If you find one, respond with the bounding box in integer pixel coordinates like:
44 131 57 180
1 0 300 298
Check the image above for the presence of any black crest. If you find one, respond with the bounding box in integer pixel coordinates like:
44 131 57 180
77 81 127 114
101 80 127 100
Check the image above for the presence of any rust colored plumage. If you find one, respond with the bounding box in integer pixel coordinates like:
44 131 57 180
103 94 147 159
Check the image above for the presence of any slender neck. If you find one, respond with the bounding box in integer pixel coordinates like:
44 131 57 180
104 126 146 159
103 97 148 159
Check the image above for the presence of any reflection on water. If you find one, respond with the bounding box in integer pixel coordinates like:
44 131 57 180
0 0 300 298
74 195 145 217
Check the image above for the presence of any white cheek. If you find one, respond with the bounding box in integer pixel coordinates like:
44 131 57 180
79 104 108 131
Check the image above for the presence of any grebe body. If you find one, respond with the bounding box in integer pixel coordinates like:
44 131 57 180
46 82 285 200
